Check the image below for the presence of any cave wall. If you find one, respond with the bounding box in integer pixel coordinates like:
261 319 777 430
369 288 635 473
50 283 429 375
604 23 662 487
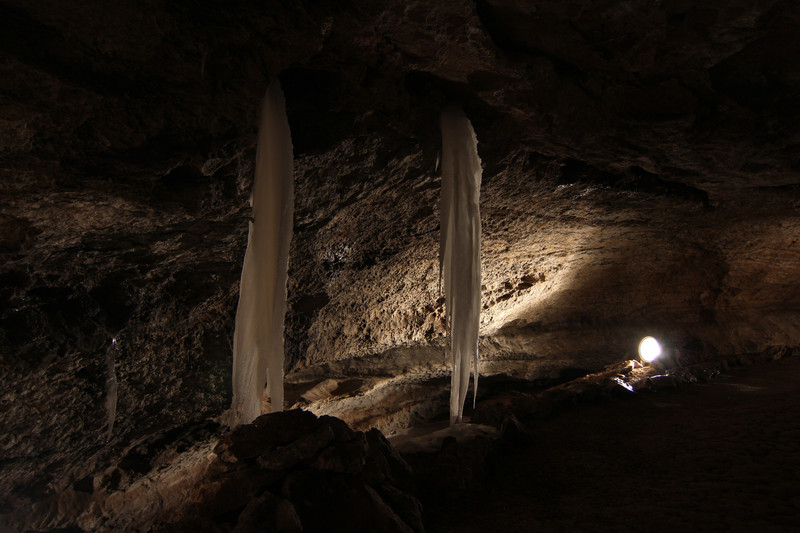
2 0 800 512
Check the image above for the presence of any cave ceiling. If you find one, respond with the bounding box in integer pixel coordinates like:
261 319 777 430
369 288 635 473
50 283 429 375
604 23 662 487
2 0 800 511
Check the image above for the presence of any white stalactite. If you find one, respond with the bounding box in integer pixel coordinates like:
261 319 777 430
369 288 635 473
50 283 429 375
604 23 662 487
440 105 482 424
231 80 294 424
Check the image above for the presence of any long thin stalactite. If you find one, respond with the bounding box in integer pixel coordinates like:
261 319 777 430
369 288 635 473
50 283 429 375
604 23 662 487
440 104 482 424
231 79 294 424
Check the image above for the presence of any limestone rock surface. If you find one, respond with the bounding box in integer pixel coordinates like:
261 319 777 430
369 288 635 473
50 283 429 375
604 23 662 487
2 0 800 521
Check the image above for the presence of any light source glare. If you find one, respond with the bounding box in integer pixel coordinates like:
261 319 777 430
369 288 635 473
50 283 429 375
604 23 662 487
638 336 662 363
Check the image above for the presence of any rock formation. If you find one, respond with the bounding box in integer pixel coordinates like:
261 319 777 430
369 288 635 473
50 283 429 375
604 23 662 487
231 79 293 424
2 0 800 529
439 105 482 424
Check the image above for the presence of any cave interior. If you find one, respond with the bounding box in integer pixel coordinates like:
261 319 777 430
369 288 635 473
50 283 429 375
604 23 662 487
2 0 800 531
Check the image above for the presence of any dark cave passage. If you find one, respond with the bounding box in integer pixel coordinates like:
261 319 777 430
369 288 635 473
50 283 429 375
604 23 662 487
425 357 800 532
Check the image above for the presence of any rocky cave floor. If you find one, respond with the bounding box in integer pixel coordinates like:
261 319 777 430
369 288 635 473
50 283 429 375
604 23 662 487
5 350 800 532
423 355 800 532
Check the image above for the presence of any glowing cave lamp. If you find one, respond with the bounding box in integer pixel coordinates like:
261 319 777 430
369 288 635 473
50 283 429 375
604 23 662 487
638 336 662 363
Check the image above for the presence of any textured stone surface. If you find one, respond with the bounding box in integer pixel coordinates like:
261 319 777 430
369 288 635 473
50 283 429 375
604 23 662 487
2 410 422 532
424 355 800 532
2 0 800 523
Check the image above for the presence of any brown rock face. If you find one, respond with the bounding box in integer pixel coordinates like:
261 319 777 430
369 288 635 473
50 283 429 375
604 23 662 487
2 0 800 525
6 410 422 532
